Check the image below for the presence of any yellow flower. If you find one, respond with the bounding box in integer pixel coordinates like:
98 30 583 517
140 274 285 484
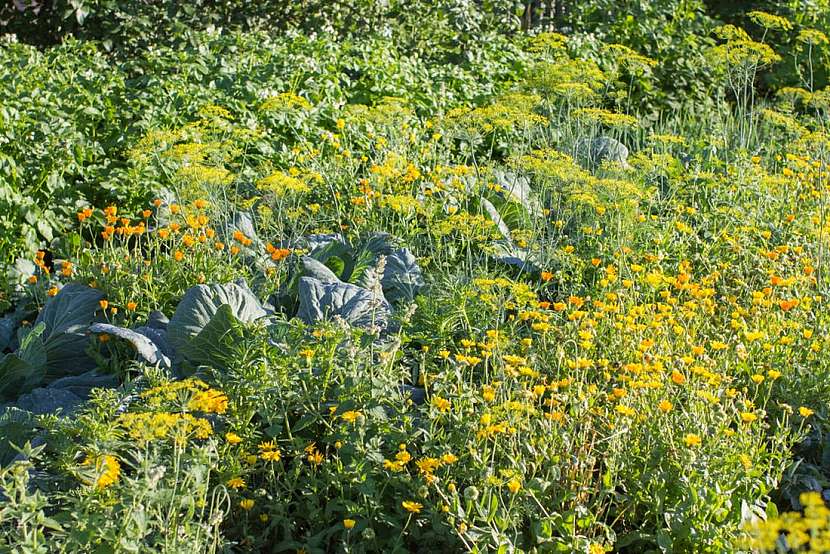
84 454 121 489
432 396 451 412
340 410 362 424
684 434 702 448
588 543 608 554
240 498 255 510
188 388 229 414
259 441 282 462
740 412 758 424
658 400 673 413
799 406 814 418
402 500 423 513
225 432 243 445
227 477 246 489
441 453 458 464
615 405 636 417
343 518 356 530
507 478 521 494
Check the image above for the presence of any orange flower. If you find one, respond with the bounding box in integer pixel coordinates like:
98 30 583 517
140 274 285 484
270 248 291 262
670 370 686 385
540 271 554 282
779 299 799 311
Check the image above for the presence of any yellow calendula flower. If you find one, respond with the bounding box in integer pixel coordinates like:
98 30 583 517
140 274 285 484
227 477 246 489
684 434 702 448
259 440 282 462
343 518 356 530
340 410 362 424
432 396 451 412
225 432 243 445
402 500 423 513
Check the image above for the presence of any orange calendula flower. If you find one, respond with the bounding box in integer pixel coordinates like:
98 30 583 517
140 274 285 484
432 396 451 412
670 371 686 385
779 298 799 311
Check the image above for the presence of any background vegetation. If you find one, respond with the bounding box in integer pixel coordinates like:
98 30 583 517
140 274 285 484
1 0 830 552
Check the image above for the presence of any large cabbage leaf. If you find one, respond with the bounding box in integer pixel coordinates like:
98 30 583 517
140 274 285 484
33 284 104 377
88 323 172 367
0 408 37 466
177 304 248 368
0 323 48 399
381 248 425 303
168 281 268 367
13 370 118 416
297 277 392 331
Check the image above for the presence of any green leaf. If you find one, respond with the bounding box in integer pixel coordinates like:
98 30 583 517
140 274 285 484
88 323 171 367
0 323 47 398
168 281 267 363
177 304 247 370
33 284 104 379
297 277 392 331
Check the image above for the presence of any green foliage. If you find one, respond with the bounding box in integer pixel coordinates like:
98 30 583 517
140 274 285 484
3 3 830 552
